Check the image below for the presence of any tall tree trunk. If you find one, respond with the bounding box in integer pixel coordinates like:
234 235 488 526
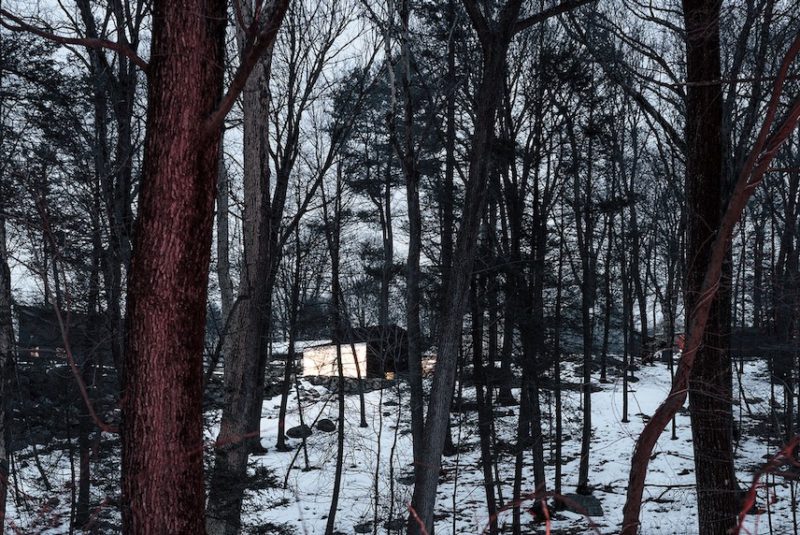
626 137 648 358
380 151 394 327
121 1 228 532
574 114 596 495
439 0 460 455
105 61 136 381
518 220 548 497
207 35 275 535
407 5 520 529
753 218 765 329
471 279 498 535
665 242 679 440
76 179 103 529
276 219 303 452
511 365 530 535
621 244 632 424
1 24 13 533
683 2 739 533
0 199 12 535
600 221 613 383
393 0 426 477
554 220 565 497
439 0 456 337
216 135 234 323
323 163 347 535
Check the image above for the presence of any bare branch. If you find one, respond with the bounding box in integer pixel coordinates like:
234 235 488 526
461 0 491 48
513 0 596 34
0 8 148 71
205 0 292 136
561 12 686 153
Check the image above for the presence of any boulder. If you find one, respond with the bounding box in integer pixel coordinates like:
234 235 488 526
286 424 312 439
383 518 405 530
354 522 372 533
562 493 604 517
316 418 336 433
396 474 415 486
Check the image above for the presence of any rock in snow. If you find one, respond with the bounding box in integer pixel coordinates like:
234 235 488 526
286 424 313 439
316 418 336 433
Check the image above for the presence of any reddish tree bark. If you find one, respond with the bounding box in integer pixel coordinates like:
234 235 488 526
120 1 227 532
121 1 289 533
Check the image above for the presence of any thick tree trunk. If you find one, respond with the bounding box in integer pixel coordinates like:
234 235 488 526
683 2 740 533
121 1 227 532
206 41 275 535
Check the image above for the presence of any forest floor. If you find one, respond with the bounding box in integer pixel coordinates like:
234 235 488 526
239 356 799 534
4 355 799 534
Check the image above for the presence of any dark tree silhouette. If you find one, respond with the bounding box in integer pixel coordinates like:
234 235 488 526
622 26 800 535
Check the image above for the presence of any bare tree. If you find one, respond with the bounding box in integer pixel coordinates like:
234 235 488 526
408 2 593 533
622 27 800 535
0 17 10 527
206 3 280 532
0 172 12 535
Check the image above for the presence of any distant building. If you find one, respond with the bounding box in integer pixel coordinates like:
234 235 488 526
302 325 408 379
15 304 109 364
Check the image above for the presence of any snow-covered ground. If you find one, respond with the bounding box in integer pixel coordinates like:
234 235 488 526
5 357 799 534
238 358 799 534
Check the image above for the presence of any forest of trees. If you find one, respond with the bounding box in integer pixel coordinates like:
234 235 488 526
0 0 799 534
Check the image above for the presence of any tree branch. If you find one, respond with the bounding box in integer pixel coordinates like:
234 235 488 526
561 12 686 153
513 0 596 34
205 0 292 136
461 0 491 48
0 8 148 71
